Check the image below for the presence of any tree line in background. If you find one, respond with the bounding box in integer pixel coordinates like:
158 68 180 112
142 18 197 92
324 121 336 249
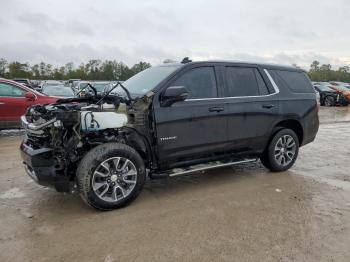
308 61 350 82
0 58 151 81
1 58 350 83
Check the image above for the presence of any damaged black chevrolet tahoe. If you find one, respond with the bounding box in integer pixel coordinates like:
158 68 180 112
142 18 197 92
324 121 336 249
20 60 319 210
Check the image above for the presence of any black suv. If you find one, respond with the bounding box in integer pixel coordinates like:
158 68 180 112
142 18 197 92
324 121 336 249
20 60 319 210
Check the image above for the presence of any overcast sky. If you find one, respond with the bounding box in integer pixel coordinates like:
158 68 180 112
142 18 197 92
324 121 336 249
1 0 350 69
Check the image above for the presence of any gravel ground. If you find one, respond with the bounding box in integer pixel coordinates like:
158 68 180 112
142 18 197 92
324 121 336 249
0 107 349 262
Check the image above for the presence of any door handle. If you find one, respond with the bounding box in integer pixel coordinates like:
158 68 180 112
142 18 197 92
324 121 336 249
262 104 275 109
208 107 224 112
0 102 5 105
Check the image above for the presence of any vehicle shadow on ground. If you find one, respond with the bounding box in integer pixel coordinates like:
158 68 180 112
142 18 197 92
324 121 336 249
29 161 300 217
143 161 266 192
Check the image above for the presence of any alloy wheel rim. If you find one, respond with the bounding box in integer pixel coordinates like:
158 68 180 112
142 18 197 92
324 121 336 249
274 135 296 166
92 157 137 203
325 97 333 106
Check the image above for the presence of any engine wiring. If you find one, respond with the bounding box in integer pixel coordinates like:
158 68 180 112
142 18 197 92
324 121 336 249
84 112 100 131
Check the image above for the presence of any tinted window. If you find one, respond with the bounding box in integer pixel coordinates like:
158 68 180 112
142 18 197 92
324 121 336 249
225 67 266 97
0 83 25 97
269 70 314 93
172 67 217 99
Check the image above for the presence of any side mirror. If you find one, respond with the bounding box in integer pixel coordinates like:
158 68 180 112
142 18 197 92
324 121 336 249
161 86 188 107
25 92 36 101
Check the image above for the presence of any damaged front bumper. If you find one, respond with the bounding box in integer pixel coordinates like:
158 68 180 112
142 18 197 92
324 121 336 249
19 102 130 193
20 142 70 192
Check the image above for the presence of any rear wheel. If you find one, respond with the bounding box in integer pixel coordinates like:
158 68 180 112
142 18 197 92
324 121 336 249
260 129 299 172
76 143 146 210
324 96 335 106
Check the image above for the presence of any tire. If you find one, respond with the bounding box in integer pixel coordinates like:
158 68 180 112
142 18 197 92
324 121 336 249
260 129 299 172
324 96 335 107
76 143 146 211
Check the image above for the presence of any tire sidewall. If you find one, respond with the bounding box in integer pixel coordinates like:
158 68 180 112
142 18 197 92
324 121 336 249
325 96 335 106
77 143 146 210
267 129 299 172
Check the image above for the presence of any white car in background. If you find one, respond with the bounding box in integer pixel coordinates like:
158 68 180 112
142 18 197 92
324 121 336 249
41 80 63 90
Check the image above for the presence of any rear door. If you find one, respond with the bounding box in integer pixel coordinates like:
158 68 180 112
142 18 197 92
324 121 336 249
154 65 229 163
222 66 279 151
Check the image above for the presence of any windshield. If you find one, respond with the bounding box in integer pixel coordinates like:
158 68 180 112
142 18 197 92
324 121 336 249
79 82 89 89
116 65 181 96
317 85 333 92
42 86 74 97
93 83 110 92
44 82 62 87
332 85 350 91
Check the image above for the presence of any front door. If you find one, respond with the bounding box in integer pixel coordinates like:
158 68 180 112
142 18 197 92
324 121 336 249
154 66 229 163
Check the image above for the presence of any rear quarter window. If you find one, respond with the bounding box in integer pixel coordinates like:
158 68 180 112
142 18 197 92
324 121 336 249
269 70 314 93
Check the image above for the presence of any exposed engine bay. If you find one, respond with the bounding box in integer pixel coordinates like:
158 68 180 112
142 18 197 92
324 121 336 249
21 83 155 192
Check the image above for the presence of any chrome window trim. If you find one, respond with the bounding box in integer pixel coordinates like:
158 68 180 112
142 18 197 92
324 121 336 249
184 69 280 101
264 69 280 94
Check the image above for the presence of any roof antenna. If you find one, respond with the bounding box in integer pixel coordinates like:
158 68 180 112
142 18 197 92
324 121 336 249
181 57 192 64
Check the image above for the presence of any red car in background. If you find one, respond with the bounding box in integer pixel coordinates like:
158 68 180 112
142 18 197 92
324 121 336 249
0 78 57 129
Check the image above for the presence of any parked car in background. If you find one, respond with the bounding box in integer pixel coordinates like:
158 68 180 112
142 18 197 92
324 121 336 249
329 81 350 86
312 82 321 102
41 85 76 98
41 80 63 90
67 79 81 90
13 78 35 89
30 80 42 91
75 81 90 96
328 81 350 90
314 84 348 106
75 81 112 96
71 80 81 90
338 83 350 90
68 79 81 85
0 79 57 129
329 85 350 104
77 81 89 90
91 81 112 94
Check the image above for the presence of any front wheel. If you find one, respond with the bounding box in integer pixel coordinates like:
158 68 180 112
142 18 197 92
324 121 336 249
260 129 299 172
76 143 146 210
324 96 335 106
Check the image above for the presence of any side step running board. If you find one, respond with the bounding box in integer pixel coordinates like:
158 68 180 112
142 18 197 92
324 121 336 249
151 158 258 179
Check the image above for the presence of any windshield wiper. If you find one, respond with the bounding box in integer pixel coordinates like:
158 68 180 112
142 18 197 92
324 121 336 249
76 83 97 97
96 81 133 105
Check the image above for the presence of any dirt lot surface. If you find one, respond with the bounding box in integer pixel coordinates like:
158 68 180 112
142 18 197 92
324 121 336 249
0 107 349 262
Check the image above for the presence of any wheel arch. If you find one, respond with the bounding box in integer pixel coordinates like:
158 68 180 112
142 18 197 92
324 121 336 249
122 127 154 167
273 119 304 146
324 95 335 106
